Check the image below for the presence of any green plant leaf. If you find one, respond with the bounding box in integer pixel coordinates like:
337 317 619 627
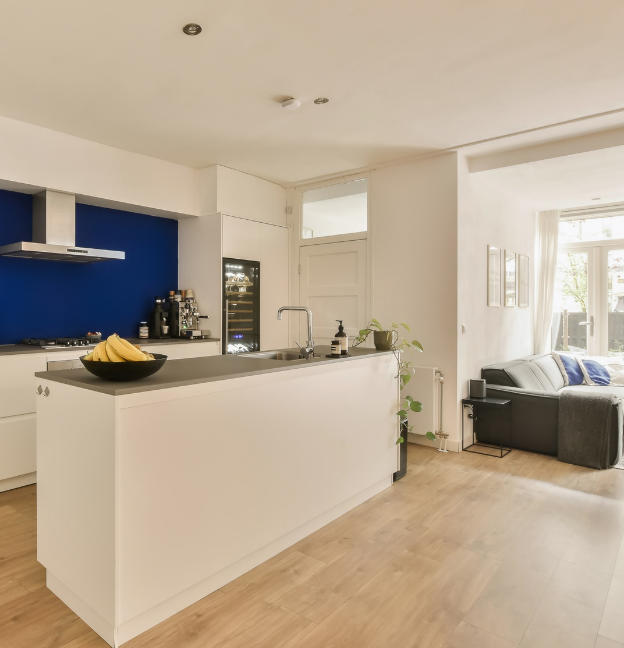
405 395 413 402
370 318 382 329
396 436 404 444
425 431 436 441
400 322 411 332
410 400 423 412
401 373 411 386
412 340 424 352
391 321 398 329
397 410 408 418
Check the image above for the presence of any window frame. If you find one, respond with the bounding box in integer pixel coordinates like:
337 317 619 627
294 172 370 247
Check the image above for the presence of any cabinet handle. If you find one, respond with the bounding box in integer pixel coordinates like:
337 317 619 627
43 387 50 397
36 385 43 395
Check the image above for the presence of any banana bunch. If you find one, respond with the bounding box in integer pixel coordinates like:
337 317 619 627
84 335 155 362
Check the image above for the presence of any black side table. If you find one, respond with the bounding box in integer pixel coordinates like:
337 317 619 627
462 397 512 458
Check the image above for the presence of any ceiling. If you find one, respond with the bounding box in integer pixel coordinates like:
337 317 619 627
2 0 624 185
471 144 624 211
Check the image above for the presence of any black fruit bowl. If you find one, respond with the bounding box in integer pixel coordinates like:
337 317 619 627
80 354 168 382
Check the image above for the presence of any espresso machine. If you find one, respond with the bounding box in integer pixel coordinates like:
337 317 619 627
168 289 211 339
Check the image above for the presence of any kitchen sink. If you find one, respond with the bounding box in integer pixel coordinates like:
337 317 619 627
239 351 305 361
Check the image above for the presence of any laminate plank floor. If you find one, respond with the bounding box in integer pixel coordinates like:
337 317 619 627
2 445 624 648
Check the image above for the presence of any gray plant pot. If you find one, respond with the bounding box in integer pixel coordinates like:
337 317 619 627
374 330 398 350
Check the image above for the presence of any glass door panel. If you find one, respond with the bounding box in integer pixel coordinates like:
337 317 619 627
223 258 260 354
553 251 589 355
607 249 624 356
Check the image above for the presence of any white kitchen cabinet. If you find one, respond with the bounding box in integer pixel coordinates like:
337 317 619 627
0 354 46 490
0 415 36 484
260 223 289 350
222 216 261 262
0 342 220 492
0 354 47 418
180 213 290 347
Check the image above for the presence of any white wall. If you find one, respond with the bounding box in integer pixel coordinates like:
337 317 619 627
371 153 459 448
457 153 536 406
0 118 288 225
0 115 199 218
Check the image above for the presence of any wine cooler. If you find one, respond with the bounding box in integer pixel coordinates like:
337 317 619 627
223 258 260 354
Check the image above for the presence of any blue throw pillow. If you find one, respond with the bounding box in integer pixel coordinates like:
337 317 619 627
558 354 584 386
579 358 611 386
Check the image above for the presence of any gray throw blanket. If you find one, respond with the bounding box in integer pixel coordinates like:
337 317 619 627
558 390 618 469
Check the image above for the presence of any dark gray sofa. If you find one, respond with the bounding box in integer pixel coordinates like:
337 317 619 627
480 353 622 463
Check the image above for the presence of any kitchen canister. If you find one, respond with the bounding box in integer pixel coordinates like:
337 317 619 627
139 322 149 339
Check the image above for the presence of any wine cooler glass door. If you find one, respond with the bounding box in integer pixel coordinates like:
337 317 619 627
223 258 260 354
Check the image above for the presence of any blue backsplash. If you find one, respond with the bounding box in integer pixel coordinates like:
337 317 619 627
0 189 178 344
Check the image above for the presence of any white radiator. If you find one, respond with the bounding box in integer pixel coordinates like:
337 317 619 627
405 366 444 447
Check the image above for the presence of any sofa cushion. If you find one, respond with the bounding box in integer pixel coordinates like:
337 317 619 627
555 353 584 386
577 358 611 386
533 355 565 391
506 361 555 391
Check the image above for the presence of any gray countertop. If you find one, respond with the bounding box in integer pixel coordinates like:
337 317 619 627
35 346 392 396
0 337 220 357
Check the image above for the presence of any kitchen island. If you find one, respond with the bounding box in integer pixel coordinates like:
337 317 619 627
35 347 399 647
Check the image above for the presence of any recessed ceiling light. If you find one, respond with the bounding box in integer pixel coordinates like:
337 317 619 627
314 97 330 104
591 197 601 201
183 23 202 36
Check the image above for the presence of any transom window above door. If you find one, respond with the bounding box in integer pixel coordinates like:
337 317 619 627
302 178 368 240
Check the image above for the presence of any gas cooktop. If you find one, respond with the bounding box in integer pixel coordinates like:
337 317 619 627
21 337 96 349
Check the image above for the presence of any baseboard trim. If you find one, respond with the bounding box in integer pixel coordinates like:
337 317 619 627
47 572 115 648
407 433 460 453
0 471 36 493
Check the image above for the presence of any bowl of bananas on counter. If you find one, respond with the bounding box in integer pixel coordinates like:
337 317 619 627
81 334 167 382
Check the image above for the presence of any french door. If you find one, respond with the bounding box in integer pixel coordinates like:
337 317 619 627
554 243 624 356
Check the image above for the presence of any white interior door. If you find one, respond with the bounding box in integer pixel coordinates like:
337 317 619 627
299 240 367 348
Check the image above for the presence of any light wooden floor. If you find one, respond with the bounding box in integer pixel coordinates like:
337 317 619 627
2 445 624 648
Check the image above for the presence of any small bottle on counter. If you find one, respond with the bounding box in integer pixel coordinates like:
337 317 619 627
331 339 341 357
335 320 348 355
139 322 149 339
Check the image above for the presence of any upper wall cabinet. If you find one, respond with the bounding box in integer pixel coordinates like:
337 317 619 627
222 216 262 261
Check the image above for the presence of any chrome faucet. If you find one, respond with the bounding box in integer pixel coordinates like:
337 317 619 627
277 306 315 358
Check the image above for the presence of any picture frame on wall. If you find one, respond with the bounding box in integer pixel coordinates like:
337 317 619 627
518 254 529 307
487 245 502 307
505 250 517 307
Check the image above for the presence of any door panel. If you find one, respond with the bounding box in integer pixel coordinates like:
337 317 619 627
606 248 624 355
260 224 289 351
299 240 367 347
0 355 48 417
222 216 261 262
553 249 594 355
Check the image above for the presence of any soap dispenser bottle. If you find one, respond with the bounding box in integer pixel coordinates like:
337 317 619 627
335 320 349 355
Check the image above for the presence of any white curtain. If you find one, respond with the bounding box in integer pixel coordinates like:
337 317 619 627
534 210 561 354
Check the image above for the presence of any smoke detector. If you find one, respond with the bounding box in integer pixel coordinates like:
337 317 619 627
281 98 301 110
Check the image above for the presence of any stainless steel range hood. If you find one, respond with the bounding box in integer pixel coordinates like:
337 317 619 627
0 190 125 263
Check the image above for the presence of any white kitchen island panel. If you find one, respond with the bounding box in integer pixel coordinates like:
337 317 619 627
36 350 397 647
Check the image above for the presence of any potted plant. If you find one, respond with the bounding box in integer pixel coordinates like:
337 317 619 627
353 319 436 480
